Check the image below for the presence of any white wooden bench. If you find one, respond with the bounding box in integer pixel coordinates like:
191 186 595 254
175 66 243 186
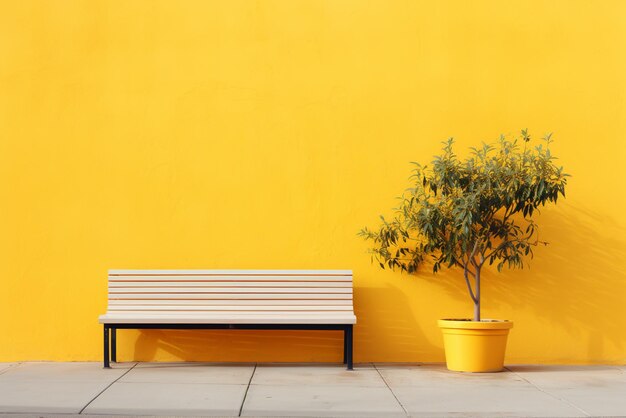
99 269 356 369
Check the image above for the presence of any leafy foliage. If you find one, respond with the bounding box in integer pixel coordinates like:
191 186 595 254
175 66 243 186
359 131 569 320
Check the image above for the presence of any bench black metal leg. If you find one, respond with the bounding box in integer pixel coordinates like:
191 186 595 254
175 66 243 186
343 328 348 364
104 326 110 368
111 327 117 363
345 325 353 370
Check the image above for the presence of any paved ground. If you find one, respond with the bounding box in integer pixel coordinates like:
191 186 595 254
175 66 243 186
0 362 625 417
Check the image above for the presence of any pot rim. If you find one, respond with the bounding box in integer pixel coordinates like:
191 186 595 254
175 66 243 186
438 318 513 329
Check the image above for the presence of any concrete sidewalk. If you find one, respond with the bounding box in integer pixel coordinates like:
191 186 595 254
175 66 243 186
0 362 625 417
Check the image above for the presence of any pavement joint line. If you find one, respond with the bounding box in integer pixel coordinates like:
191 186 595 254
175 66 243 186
504 366 591 417
373 362 409 417
0 363 21 376
238 362 257 417
78 362 138 415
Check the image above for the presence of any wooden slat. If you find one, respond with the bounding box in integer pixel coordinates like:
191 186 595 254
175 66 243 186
99 313 357 324
103 313 355 318
109 275 351 282
107 305 353 311
109 281 351 288
109 269 352 276
108 293 351 300
108 299 352 306
108 287 352 294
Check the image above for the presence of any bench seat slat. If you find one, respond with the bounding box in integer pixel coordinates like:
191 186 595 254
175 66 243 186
99 313 357 324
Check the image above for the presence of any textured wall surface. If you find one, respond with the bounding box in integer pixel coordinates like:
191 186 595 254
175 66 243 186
1 0 625 363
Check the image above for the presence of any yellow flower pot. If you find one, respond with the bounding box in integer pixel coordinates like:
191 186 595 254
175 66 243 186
438 319 513 372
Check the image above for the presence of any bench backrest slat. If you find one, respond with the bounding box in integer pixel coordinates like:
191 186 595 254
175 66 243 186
109 269 351 275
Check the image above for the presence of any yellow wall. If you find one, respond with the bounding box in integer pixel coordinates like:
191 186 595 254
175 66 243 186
1 0 625 364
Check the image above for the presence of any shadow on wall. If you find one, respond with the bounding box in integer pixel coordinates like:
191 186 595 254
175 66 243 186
352 286 437 361
506 202 626 360
428 201 626 361
120 203 623 363
127 285 434 362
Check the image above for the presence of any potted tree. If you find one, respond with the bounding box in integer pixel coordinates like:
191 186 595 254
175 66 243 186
360 131 569 372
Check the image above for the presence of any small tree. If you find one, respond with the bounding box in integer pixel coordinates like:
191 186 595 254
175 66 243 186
359 131 569 321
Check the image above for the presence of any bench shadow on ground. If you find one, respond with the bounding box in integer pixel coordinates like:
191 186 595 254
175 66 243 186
129 286 434 363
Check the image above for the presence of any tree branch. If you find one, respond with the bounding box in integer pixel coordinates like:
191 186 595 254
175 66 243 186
463 264 478 304
469 237 481 268
462 239 480 304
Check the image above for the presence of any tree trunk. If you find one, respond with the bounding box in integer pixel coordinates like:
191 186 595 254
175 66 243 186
474 299 480 322
473 267 481 321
